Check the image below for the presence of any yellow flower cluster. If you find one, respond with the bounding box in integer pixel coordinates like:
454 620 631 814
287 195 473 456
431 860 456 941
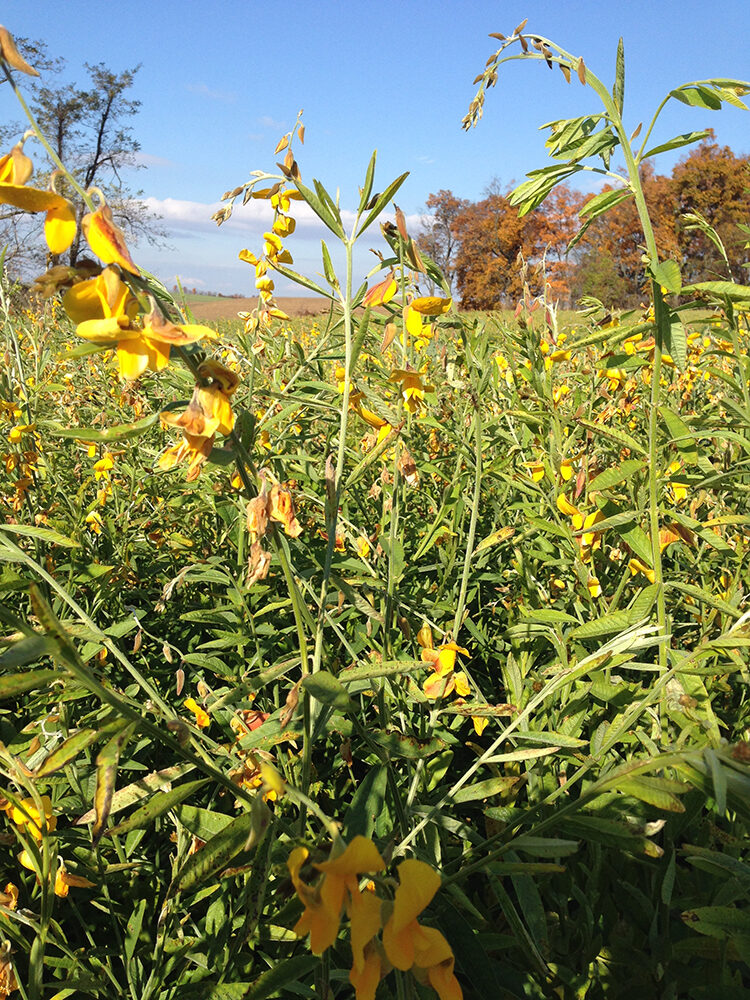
288 836 461 1000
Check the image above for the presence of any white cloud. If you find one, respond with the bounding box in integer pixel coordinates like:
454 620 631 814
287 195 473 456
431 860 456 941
186 82 237 103
130 152 175 169
258 114 287 130
173 276 206 287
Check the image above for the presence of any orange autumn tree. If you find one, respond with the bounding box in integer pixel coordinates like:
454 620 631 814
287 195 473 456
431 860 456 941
575 162 680 305
450 181 581 309
671 138 750 282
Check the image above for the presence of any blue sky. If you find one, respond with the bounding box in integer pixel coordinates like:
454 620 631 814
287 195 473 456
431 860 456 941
3 0 750 294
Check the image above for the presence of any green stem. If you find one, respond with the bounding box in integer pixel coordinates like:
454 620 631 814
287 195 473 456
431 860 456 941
2 63 94 210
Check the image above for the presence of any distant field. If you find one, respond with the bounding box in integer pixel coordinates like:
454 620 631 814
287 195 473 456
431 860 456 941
181 294 331 321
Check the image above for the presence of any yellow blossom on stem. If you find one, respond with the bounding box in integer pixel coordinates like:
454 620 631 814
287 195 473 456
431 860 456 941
184 697 209 728
93 452 114 480
287 836 385 955
82 202 139 275
382 859 462 1000
7 796 56 841
0 141 76 254
389 367 435 414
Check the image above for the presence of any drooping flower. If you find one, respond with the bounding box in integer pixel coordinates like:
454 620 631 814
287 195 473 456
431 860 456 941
363 273 398 308
409 295 452 316
382 859 462 1000
389 367 435 414
6 795 56 840
81 202 139 275
184 697 210 729
0 141 76 254
287 836 385 955
73 289 211 380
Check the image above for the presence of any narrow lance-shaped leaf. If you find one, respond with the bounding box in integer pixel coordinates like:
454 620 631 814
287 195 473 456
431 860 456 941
107 778 210 837
174 795 271 893
613 37 625 117
92 723 135 845
356 171 410 236
293 178 345 237
357 150 377 213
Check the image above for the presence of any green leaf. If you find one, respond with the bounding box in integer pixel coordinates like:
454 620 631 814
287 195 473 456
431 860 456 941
301 670 352 710
660 406 698 463
344 764 387 838
174 796 270 892
669 85 722 110
357 151 377 213
370 730 448 760
640 130 710 159
76 764 197 825
44 411 160 442
270 262 337 299
35 725 118 777
576 417 647 455
0 667 58 698
0 523 80 548
509 165 582 217
244 956 319 1000
175 805 234 842
107 779 210 837
356 171 410 236
651 259 682 294
683 280 750 302
589 459 646 492
293 178 345 237
453 776 521 803
616 775 686 812
0 634 56 669
92 724 134 845
579 187 632 221
665 320 687 369
681 906 750 939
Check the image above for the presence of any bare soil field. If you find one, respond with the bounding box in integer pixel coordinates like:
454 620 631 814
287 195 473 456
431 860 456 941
188 296 331 321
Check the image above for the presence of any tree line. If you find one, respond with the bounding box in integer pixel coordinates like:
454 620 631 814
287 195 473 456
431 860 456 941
419 138 750 309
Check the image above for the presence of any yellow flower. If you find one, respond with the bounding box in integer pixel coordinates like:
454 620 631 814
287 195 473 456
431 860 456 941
62 266 139 325
184 697 209 728
74 295 211 380
161 360 239 442
389 367 435 414
0 141 76 254
628 558 655 583
81 203 139 275
472 716 489 737
410 295 452 316
382 859 462 1000
288 836 385 955
158 431 215 482
85 511 104 535
269 484 303 538
0 883 18 910
363 274 398 308
54 861 95 898
7 796 56 841
525 459 545 482
93 452 114 480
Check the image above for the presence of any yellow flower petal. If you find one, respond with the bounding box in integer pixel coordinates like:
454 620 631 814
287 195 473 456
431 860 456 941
349 942 381 1000
410 295 452 316
390 859 441 935
44 199 77 254
315 836 385 878
82 204 139 275
0 182 68 213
